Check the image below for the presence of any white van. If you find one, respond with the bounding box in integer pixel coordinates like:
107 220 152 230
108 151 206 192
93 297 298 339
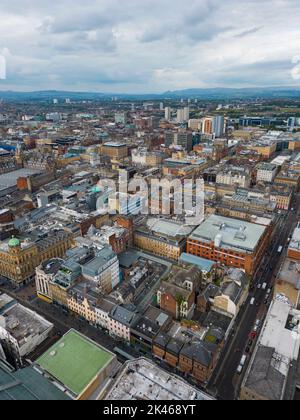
237 365 243 375
240 355 247 367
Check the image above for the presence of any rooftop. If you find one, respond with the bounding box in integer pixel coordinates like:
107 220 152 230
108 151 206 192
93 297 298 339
0 168 41 191
82 247 117 278
278 258 300 290
105 358 213 401
259 299 300 371
179 253 215 273
39 258 63 276
118 250 139 269
103 142 127 148
146 218 195 239
0 362 71 401
289 224 300 252
110 305 136 327
0 293 15 312
243 297 300 400
189 215 267 253
36 329 115 397
0 302 53 346
244 346 286 400
257 162 278 171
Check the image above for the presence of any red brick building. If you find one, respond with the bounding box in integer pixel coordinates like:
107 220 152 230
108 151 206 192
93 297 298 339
187 215 270 275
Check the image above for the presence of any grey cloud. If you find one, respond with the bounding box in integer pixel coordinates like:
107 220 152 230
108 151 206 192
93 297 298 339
234 27 262 38
0 0 299 92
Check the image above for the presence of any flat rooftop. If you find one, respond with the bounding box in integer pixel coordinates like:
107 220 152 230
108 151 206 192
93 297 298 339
105 358 213 401
103 142 127 147
243 297 300 400
289 224 300 252
257 162 277 171
278 258 300 290
82 247 117 277
0 168 41 191
146 218 195 239
36 329 115 396
0 302 53 345
189 215 267 253
259 299 300 373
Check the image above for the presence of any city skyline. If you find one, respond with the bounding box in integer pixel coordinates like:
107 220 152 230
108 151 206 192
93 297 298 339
0 0 300 93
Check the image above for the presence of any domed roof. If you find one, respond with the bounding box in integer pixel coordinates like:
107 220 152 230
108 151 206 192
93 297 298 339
8 237 20 248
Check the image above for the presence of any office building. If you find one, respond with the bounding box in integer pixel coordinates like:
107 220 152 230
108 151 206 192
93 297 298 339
177 109 185 124
216 167 251 188
165 107 172 121
164 131 176 147
81 246 120 294
187 215 269 275
202 117 213 135
134 218 195 261
188 119 202 131
176 131 193 152
101 142 128 160
256 163 278 183
212 116 225 138
184 107 190 122
115 112 128 125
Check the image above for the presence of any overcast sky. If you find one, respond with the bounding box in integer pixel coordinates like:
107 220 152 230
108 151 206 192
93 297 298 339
0 0 300 93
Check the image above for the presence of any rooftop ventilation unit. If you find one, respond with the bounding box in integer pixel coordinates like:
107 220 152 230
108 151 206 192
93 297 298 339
214 234 222 248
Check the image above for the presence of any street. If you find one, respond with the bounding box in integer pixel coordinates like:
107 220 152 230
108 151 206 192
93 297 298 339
207 195 300 400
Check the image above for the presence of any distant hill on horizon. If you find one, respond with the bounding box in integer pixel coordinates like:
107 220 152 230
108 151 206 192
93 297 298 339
162 86 300 99
1 86 300 101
